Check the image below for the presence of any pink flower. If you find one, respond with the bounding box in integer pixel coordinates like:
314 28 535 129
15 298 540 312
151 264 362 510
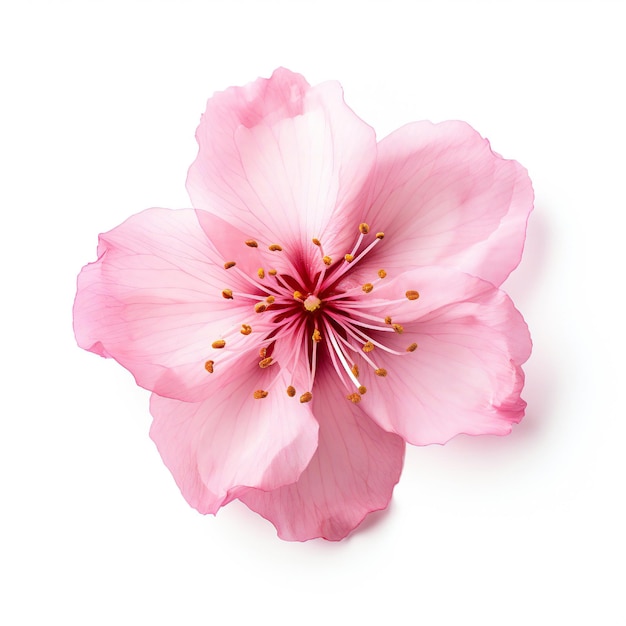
74 68 533 541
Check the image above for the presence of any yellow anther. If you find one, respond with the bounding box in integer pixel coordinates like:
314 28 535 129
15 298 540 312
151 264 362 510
375 368 388 377
240 324 252 335
265 295 275 304
268 269 277 276
344 253 354 263
299 391 313 403
358 385 367 395
221 289 233 299
269 244 283 252
293 290 304 301
254 302 267 313
359 223 370 235
392 323 404 334
212 339 226 349
347 392 362 403
362 341 375 353
253 389 269 399
223 261 236 269
351 364 360 378
286 385 296 397
259 357 273 369
375 232 385 239
323 255 332 266
245 240 258 248
362 283 374 293
259 347 267 358
384 316 392 325
204 360 214 374
312 328 322 343
378 269 387 279
257 268 265 279
406 343 418 352
312 237 321 246
406 290 420 300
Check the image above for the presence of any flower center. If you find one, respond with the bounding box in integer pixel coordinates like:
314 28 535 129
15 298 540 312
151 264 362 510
205 223 421 404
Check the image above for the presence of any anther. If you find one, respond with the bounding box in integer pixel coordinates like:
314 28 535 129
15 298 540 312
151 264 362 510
384 316 392 325
224 261 236 269
392 323 404 334
257 268 265 279
362 341 375 353
299 391 313 403
240 324 252 335
253 389 269 399
254 302 267 313
351 364 360 378
265 295 275 304
347 392 361 403
259 357 273 369
362 283 373 293
406 343 418 352
378 269 387 279
323 255 332 266
344 254 354 263
406 290 420 300
221 289 233 299
312 328 322 343
375 368 388 377
268 269 277 276
269 244 283 252
359 223 370 235
358 385 367 395
293 290 304 301
204 360 214 373
259 347 267 358
286 386 296 397
212 340 226 349
375 232 385 240
245 240 258 248
312 237 321 247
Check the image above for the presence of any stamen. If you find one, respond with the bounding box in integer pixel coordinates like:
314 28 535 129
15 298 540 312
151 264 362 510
286 386 296 397
312 237 321 246
347 392 361 403
245 240 258 248
299 391 313 403
259 357 273 368
268 244 283 252
268 269 277 276
265 295 275 304
351 364 359 378
376 232 385 239
212 340 226 349
204 360 214 373
223 261 236 269
362 283 373 293
240 324 252 335
359 223 370 234
344 253 354 263
312 328 322 343
358 385 367 395
406 343 418 352
257 268 265 279
406 290 420 300
254 302 267 313
378 269 387 279
253 389 268 399
362 341 375 353
323 255 332 266
221 289 233 299
259 347 267 358
293 290 304 301
375 368 387 377
384 316 392 324
392 323 404 334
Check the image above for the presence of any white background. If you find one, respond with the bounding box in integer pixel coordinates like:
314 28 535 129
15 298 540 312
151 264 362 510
2 1 624 624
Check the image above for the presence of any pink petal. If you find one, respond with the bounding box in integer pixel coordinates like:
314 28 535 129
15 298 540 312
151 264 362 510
186 68 376 269
238 361 405 541
149 365 319 515
352 266 531 445
73 208 274 402
359 121 533 286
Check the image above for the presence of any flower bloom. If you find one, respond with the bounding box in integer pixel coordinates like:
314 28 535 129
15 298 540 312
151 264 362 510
74 68 533 541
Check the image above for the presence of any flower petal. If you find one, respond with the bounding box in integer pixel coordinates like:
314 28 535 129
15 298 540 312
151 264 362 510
149 365 319 515
186 68 376 268
351 266 531 444
360 121 533 286
238 360 405 541
73 208 273 402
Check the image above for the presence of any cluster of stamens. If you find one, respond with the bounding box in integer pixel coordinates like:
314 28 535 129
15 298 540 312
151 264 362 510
203 222 421 404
